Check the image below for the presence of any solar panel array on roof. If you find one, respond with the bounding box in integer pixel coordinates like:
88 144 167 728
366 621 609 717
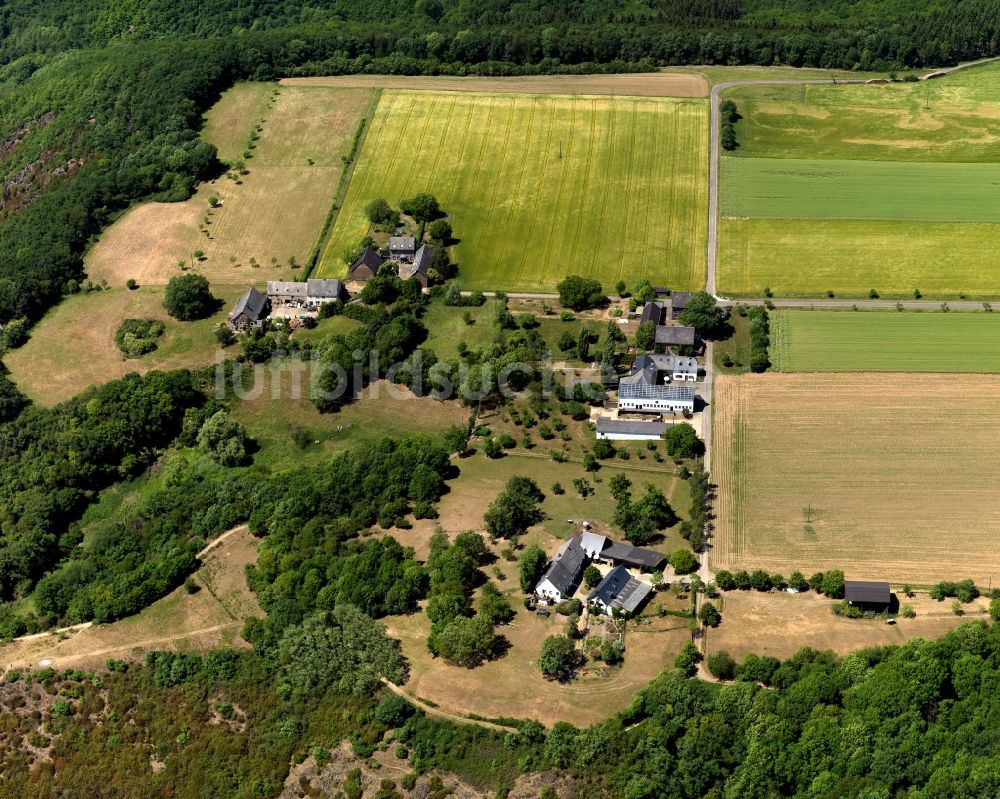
619 383 696 401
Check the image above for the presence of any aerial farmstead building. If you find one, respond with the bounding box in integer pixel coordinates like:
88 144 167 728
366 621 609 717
844 580 892 613
587 565 653 616
617 355 697 413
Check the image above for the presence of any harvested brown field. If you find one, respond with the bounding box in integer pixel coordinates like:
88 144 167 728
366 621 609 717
713 373 1000 585
282 72 708 98
706 589 993 663
85 84 373 289
0 526 263 671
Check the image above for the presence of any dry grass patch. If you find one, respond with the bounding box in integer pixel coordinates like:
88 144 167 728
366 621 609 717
0 526 263 671
85 84 372 288
713 373 1000 584
384 601 688 728
706 589 992 663
5 284 244 405
283 72 707 98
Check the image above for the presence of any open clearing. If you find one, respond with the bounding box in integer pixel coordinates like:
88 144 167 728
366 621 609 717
0 526 262 671
5 285 244 405
706 590 993 662
712 373 1000 585
770 310 1000 372
317 90 707 292
721 157 1000 222
283 72 707 97
85 83 372 289
726 62 1000 162
385 600 688 729
718 218 1000 298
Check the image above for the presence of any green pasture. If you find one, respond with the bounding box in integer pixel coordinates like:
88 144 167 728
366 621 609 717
725 62 1000 162
721 157 1000 222
718 218 1000 298
318 90 707 292
770 309 1000 372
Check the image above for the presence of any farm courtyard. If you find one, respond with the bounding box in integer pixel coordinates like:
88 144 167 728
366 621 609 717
317 89 708 292
712 373 1000 585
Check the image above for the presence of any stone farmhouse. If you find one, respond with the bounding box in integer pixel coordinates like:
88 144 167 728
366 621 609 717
349 241 435 288
639 301 698 348
587 565 653 616
534 530 662 614
266 278 345 310
228 286 270 331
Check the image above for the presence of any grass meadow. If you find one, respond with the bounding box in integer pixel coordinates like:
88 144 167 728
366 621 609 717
718 218 1000 298
318 90 708 292
770 310 1000 372
712 373 1000 585
718 63 1000 297
726 62 1000 162
86 83 373 289
721 157 1000 222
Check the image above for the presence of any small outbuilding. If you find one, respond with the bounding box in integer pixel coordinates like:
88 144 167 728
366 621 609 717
654 325 697 348
844 580 892 612
349 246 385 282
669 291 692 320
596 418 668 441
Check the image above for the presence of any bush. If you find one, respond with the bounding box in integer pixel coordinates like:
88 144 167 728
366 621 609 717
674 641 701 676
538 635 584 681
126 278 138 290
197 410 250 467
663 423 704 460
163 274 218 321
668 549 699 575
698 602 721 627
706 650 736 680
583 565 602 589
556 275 605 311
375 694 416 728
115 318 165 358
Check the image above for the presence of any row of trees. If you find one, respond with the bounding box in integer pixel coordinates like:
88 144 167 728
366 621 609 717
715 567 846 597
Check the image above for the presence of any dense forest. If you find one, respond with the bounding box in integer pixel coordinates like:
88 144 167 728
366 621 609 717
2 620 999 797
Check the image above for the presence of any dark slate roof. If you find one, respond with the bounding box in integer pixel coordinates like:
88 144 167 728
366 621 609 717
588 565 653 613
671 291 692 311
389 235 416 253
602 542 666 569
539 537 587 595
307 278 344 298
654 325 696 346
402 244 433 279
639 302 666 326
230 286 268 322
596 418 669 436
350 246 384 274
845 580 891 604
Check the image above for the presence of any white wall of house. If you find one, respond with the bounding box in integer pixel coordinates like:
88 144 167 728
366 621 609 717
618 398 694 414
535 579 562 601
597 430 665 441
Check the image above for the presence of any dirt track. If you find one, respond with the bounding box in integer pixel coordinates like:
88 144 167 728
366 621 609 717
282 72 708 98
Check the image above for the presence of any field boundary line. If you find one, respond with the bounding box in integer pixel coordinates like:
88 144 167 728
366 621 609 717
306 88 382 277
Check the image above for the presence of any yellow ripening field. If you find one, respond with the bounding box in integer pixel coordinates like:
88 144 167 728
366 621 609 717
712 373 1000 585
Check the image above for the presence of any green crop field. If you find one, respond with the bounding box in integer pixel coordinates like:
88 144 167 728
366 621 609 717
317 90 707 292
770 310 1000 372
718 218 1000 298
721 157 1000 222
726 62 1000 162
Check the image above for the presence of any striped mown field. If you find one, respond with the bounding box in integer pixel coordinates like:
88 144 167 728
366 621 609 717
318 90 708 292
712 373 1000 585
770 310 1000 372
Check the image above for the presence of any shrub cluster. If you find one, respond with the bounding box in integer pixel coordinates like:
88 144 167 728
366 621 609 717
719 100 740 151
747 306 770 372
114 318 165 358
